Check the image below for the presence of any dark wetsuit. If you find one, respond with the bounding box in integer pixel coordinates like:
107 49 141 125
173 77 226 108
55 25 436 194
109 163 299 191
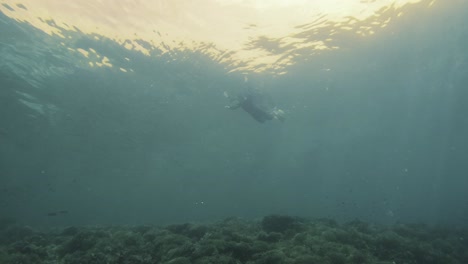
227 89 275 123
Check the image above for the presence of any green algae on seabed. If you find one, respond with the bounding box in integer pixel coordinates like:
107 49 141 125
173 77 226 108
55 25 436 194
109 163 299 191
0 215 467 264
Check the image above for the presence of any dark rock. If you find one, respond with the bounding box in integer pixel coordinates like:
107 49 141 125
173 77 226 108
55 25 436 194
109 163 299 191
261 215 300 233
59 231 97 255
167 223 192 236
223 241 256 262
61 226 79 236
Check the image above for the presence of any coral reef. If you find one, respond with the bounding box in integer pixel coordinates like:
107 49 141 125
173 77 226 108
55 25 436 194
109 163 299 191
0 216 467 263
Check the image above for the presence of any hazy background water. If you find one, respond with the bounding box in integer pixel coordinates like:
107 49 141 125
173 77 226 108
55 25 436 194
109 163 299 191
0 0 467 228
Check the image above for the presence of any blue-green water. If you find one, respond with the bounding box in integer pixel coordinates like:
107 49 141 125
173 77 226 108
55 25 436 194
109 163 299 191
1 1 467 229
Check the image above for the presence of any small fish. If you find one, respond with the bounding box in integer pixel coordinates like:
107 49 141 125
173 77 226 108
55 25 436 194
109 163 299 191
47 210 69 216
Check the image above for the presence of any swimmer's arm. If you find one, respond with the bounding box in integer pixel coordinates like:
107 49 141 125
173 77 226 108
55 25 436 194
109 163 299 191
225 100 241 109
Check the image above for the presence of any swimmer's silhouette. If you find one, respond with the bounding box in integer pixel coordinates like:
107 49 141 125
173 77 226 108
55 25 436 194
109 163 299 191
225 87 285 123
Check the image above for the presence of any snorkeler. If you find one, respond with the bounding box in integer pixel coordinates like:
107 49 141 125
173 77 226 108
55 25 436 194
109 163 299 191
225 87 285 123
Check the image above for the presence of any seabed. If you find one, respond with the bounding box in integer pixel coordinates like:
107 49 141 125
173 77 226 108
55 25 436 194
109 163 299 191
1 215 467 264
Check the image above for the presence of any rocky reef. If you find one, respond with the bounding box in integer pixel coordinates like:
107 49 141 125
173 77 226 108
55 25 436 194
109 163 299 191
0 215 467 263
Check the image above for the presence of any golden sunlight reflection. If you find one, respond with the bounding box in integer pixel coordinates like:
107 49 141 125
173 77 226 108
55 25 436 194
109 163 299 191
0 0 433 74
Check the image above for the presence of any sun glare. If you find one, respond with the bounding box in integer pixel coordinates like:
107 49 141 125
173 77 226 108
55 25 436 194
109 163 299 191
0 0 429 73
